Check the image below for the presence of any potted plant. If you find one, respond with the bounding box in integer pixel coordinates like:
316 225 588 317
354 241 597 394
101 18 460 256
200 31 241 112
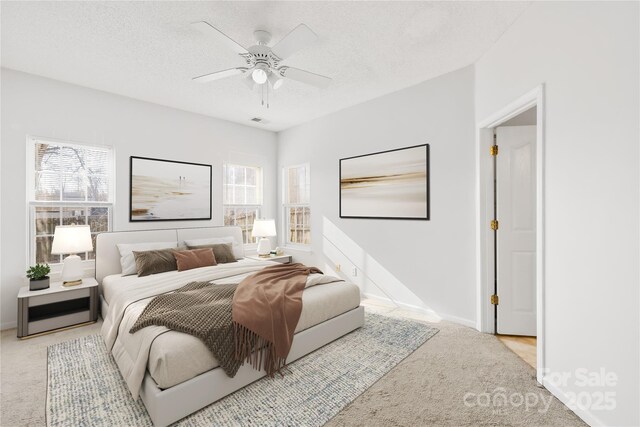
26 263 51 291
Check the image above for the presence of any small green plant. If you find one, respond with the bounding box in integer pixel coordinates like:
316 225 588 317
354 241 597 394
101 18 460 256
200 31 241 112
26 263 51 280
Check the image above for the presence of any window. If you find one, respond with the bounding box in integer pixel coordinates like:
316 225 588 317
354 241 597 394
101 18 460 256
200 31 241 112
283 164 311 246
29 137 113 265
223 164 263 245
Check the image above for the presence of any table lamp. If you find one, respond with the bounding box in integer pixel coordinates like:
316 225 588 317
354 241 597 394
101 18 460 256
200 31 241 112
51 225 93 287
252 219 277 257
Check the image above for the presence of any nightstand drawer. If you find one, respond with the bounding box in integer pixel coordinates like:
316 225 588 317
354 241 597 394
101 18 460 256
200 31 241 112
28 287 90 307
28 311 91 335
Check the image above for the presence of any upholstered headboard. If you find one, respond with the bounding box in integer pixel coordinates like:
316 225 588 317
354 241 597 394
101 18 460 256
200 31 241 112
95 226 245 283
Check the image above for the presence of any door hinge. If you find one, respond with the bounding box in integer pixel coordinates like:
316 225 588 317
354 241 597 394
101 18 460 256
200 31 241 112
490 145 499 156
491 219 499 231
491 294 499 305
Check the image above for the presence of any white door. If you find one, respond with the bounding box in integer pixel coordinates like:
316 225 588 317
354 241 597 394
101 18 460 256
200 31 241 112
496 125 536 336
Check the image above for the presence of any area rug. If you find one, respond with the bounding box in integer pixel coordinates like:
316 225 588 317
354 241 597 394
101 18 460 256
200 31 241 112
47 312 438 426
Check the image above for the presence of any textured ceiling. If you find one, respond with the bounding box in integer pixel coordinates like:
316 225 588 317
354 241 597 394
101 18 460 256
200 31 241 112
1 1 529 131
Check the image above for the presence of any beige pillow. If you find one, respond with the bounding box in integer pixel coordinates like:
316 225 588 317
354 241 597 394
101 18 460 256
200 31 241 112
183 236 244 259
133 248 180 277
174 248 217 272
186 243 236 264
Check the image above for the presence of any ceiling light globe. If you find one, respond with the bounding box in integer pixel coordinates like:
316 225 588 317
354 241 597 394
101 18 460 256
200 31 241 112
268 73 284 90
252 68 267 84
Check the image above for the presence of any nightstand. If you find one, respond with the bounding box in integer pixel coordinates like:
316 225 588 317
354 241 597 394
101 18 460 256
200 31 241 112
246 254 292 264
17 277 98 338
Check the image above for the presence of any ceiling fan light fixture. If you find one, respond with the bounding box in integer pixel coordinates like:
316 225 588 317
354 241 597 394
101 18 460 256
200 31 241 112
252 66 268 84
192 21 333 101
268 73 284 90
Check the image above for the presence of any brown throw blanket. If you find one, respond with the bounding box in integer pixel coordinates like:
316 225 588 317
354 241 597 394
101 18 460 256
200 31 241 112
129 263 321 378
233 263 321 376
129 282 244 377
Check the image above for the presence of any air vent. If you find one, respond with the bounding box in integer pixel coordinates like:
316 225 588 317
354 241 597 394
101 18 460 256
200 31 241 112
250 117 263 123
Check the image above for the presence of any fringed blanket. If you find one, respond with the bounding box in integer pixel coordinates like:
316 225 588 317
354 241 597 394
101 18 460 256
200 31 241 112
129 281 243 377
232 263 321 376
130 263 321 378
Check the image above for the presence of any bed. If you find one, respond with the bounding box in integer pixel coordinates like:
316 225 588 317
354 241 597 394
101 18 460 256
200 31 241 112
96 226 364 426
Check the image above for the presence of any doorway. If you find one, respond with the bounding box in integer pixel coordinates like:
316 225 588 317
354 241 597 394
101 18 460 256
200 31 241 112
494 115 537 368
476 85 545 382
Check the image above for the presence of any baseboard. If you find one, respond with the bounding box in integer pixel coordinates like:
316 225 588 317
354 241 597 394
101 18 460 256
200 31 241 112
439 312 477 328
1 321 17 331
542 377 605 427
362 293 476 328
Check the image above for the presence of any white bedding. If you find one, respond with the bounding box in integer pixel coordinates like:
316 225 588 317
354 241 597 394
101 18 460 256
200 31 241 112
100 260 361 398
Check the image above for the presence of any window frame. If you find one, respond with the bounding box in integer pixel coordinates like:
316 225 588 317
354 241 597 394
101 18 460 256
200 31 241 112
29 204 113 265
282 163 311 249
26 136 115 269
222 163 264 247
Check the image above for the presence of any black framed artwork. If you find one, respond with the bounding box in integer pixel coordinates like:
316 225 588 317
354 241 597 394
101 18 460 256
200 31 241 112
129 156 212 222
339 144 430 220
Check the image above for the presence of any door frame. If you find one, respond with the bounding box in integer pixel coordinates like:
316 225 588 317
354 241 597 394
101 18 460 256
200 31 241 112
475 84 545 383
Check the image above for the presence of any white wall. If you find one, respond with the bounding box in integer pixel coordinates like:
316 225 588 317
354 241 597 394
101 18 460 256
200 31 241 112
278 66 476 326
0 69 277 328
475 2 639 426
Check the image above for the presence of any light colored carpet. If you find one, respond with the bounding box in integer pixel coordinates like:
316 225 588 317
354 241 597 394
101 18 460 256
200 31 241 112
1 303 586 426
327 306 586 427
46 313 438 426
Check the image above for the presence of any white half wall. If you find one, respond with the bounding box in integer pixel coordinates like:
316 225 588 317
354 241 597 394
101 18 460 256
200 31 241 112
0 69 277 329
475 2 639 426
278 66 476 326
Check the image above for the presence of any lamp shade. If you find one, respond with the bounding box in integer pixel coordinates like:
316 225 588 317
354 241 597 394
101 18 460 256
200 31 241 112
268 73 283 90
252 219 277 238
51 225 93 255
251 66 268 84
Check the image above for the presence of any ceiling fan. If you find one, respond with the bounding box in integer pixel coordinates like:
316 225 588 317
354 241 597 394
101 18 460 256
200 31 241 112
192 21 332 95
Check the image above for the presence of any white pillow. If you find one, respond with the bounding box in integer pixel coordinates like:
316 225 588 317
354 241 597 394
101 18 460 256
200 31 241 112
117 241 178 276
183 236 244 260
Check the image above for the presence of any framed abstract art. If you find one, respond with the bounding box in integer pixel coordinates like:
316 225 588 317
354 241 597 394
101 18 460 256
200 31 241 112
339 144 429 220
129 156 212 222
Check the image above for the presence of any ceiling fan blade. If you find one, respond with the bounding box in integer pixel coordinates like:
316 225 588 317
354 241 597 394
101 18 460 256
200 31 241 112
279 67 331 89
271 24 318 60
192 21 248 55
193 68 246 83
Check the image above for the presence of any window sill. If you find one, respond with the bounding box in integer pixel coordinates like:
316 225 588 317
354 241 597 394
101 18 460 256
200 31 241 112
282 245 313 253
46 263 96 282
